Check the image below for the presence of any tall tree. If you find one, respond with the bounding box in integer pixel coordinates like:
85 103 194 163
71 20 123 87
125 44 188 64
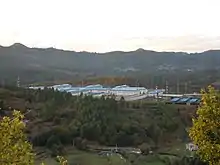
0 110 68 165
0 110 34 165
189 86 220 165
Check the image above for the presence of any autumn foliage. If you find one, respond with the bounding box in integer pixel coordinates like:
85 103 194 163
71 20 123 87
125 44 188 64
189 86 220 165
0 110 34 164
0 110 67 165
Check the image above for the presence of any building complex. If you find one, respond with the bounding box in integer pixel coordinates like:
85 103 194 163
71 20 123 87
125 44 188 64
28 83 200 103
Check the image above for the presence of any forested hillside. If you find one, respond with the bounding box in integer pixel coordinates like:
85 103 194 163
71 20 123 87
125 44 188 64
0 87 196 158
1 43 220 88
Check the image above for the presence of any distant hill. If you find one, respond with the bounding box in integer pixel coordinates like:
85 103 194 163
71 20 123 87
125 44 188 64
0 43 220 84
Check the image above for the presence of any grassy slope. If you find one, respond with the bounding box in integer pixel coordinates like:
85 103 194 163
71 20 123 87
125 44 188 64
36 150 127 165
36 143 192 165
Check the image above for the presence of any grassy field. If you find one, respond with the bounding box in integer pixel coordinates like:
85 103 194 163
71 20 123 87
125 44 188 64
35 143 192 165
36 150 127 165
35 150 177 165
160 143 192 157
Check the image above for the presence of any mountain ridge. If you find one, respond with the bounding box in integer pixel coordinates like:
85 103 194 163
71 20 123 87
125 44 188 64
1 43 219 54
1 42 220 84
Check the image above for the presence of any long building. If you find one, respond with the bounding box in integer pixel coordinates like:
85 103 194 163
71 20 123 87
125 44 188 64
27 83 202 103
28 83 165 100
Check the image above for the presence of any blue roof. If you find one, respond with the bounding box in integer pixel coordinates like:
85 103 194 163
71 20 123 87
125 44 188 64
79 87 110 91
168 97 201 104
148 91 157 94
84 84 103 89
187 98 198 103
88 92 105 95
114 85 129 88
111 88 142 91
177 98 191 103
66 88 81 92
170 97 181 102
52 84 72 88
69 90 81 94
196 99 201 103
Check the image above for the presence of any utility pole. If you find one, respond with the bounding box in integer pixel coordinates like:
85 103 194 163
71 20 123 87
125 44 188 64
155 85 158 100
136 79 139 89
17 76 20 88
165 81 169 94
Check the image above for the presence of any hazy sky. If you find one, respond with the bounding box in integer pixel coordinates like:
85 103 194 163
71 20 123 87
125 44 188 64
0 0 220 52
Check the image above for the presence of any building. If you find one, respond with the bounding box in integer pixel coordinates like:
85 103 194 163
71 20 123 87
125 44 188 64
28 86 45 90
65 87 82 96
49 84 72 91
147 89 165 97
28 84 167 100
82 84 111 94
111 85 148 96
167 97 201 105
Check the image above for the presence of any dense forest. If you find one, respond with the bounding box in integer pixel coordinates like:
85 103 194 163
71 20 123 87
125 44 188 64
0 86 196 157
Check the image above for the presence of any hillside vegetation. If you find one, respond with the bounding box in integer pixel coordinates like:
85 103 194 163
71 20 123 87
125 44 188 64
0 87 197 159
1 44 220 91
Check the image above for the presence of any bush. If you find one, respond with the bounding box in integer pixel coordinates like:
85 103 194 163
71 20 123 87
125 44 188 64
74 137 88 150
139 143 152 155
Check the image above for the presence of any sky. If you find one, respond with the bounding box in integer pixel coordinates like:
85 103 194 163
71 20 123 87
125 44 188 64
0 0 220 53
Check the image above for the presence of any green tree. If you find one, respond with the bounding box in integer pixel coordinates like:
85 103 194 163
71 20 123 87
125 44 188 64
0 110 68 165
0 110 34 165
189 86 220 165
